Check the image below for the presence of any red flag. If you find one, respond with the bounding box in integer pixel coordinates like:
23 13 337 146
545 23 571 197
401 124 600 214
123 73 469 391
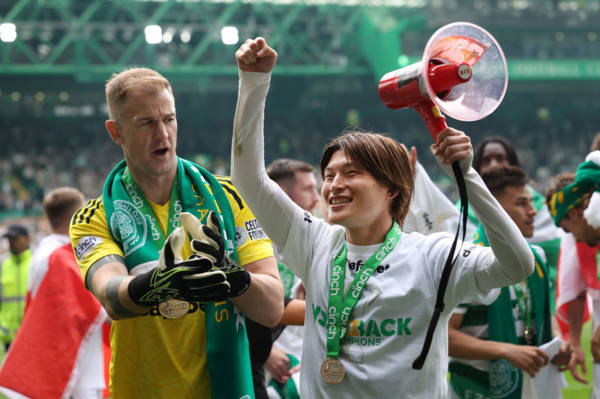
556 233 599 339
102 322 111 398
0 241 108 399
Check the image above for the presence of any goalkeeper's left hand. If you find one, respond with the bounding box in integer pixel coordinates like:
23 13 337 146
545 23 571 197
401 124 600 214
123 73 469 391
127 227 229 306
180 211 251 298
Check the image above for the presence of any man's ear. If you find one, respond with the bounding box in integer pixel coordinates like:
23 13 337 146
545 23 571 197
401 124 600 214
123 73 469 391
106 120 121 145
567 206 585 220
387 188 399 200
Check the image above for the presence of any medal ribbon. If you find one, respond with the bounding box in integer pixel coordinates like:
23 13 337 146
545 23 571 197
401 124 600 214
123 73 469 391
513 281 533 339
326 222 401 358
121 167 181 251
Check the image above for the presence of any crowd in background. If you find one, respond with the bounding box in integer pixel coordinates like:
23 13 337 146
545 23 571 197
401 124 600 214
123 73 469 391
0 121 595 221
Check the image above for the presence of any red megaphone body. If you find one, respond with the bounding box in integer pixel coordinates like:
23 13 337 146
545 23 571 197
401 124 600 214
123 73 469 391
378 22 508 143
379 61 472 141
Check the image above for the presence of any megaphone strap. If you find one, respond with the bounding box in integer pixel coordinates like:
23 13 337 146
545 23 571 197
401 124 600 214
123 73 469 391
412 161 468 370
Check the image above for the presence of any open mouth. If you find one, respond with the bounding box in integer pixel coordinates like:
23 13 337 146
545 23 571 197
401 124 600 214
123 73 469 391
153 148 168 156
329 197 351 206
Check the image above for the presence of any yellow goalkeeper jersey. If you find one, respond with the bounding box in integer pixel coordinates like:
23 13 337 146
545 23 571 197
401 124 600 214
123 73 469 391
70 177 273 398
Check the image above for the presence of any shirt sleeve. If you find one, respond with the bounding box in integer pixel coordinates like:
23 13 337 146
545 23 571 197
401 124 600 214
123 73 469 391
437 158 534 291
230 70 324 282
69 197 124 281
217 176 275 267
451 305 468 315
422 233 500 311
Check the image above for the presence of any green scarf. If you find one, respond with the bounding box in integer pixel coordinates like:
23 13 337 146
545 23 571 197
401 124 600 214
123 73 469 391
103 157 254 399
449 225 552 399
548 159 600 225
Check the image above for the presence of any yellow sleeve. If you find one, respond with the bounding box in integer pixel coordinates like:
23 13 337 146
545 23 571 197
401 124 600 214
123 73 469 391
69 196 125 281
217 177 274 266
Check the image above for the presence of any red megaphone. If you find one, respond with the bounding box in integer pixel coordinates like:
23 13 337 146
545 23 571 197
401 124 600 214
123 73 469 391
378 22 508 142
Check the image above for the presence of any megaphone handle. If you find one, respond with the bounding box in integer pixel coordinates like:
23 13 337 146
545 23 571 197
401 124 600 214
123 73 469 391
413 101 447 142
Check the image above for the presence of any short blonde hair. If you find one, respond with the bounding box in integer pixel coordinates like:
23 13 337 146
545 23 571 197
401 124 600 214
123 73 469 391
105 67 172 121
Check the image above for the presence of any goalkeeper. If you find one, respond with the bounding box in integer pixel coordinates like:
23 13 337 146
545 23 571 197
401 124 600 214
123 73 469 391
69 67 283 398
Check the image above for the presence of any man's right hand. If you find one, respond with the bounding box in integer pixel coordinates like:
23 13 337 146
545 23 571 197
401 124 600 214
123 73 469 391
265 346 292 384
235 37 278 74
503 343 549 377
568 344 588 383
430 127 473 170
128 227 229 306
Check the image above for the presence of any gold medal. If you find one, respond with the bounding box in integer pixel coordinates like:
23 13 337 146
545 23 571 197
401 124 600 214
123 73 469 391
524 326 534 345
320 358 345 384
159 299 190 319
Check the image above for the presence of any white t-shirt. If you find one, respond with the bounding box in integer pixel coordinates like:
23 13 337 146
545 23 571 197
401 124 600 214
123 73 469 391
278 209 497 398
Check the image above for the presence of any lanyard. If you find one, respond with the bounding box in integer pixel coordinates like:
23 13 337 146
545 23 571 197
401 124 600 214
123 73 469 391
326 222 401 358
121 167 182 251
413 161 468 370
513 281 532 331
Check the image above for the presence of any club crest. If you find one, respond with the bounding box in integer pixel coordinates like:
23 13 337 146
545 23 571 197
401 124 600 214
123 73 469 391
110 200 148 256
489 358 519 397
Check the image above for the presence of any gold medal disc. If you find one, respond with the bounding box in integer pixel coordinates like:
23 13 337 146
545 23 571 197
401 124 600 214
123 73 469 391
159 299 190 319
524 326 534 345
320 358 345 384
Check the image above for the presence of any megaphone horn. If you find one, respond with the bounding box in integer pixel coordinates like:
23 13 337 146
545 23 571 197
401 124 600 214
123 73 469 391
378 22 508 142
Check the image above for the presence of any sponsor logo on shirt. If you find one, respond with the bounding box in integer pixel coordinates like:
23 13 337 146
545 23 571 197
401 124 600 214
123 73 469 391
422 212 433 231
235 225 248 247
348 259 390 274
303 212 312 223
244 219 267 241
74 235 101 261
462 245 476 258
312 303 412 347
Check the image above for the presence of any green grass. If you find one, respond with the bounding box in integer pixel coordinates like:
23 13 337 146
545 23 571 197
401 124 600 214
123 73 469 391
562 319 594 398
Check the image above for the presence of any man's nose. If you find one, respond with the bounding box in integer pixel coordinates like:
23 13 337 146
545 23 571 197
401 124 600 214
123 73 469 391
155 121 169 138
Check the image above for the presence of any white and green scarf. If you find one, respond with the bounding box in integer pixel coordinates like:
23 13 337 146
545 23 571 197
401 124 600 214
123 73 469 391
103 157 254 398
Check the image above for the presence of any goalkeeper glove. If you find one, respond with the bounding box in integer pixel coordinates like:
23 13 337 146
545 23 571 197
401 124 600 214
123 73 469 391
181 211 251 298
128 227 230 306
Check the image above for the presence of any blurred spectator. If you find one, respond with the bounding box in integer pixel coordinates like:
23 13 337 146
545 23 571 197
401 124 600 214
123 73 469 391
0 187 109 399
468 136 563 314
0 224 31 353
449 166 570 399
